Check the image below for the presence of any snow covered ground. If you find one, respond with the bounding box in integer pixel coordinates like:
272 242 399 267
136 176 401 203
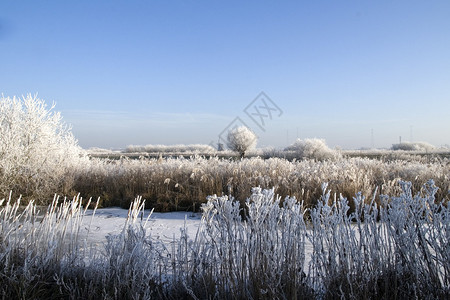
82 207 203 247
79 206 316 268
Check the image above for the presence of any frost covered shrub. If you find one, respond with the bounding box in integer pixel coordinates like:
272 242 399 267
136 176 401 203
0 95 87 201
0 193 97 299
227 126 257 158
176 180 448 299
307 180 449 299
0 194 163 299
392 141 436 152
285 138 340 160
163 187 313 299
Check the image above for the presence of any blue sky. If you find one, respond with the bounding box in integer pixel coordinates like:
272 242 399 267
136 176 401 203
1 0 449 149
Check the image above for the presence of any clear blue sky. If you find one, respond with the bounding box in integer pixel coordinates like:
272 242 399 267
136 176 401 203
1 0 449 149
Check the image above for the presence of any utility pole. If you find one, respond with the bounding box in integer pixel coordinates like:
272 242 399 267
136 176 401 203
410 125 413 143
286 130 289 145
371 128 374 149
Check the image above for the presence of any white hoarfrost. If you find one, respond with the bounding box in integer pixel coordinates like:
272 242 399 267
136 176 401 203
1 180 448 298
285 138 340 160
391 141 436 152
124 144 217 154
0 94 87 199
226 126 257 157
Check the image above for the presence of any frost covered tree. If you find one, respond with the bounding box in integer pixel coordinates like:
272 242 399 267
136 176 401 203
0 94 87 201
226 126 257 158
285 138 340 160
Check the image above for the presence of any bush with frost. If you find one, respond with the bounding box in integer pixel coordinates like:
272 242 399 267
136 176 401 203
392 141 436 152
285 138 340 160
227 126 257 158
0 95 87 200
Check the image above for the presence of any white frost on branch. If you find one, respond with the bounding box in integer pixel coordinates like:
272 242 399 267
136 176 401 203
0 94 87 198
226 126 257 158
285 138 340 160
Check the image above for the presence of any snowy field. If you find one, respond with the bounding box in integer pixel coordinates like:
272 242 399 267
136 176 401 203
73 206 318 269
84 208 203 246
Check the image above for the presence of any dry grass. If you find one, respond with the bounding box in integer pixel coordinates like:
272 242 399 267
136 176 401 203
70 156 449 213
1 180 448 299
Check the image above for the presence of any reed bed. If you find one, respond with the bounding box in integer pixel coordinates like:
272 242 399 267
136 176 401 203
1 180 448 299
72 156 449 212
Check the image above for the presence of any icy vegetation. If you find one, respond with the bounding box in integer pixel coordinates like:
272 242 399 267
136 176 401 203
73 155 449 212
2 95 448 211
1 95 450 298
1 181 448 299
0 95 88 202
226 126 258 158
125 144 216 154
284 138 341 160
392 141 437 152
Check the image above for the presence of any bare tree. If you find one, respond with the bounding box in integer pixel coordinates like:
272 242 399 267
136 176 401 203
226 126 257 158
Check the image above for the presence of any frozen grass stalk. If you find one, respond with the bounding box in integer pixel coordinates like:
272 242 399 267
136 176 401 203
1 180 449 298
